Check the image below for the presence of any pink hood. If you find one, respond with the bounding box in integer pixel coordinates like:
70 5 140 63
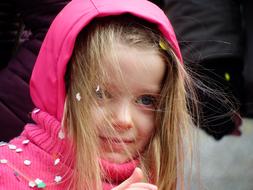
30 0 182 121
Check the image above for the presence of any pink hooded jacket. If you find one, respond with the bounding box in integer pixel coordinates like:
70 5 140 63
0 0 182 189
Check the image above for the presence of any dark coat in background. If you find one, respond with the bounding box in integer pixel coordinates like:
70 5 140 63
0 0 70 141
242 0 253 117
0 1 20 70
158 0 252 139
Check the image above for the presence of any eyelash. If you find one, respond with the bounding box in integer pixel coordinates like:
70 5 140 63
95 88 159 109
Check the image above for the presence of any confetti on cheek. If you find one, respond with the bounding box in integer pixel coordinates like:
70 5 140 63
75 92 81 101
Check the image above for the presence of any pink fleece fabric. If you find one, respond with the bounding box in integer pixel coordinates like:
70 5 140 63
0 0 182 189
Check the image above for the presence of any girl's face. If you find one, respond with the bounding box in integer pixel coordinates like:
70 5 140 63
93 45 166 164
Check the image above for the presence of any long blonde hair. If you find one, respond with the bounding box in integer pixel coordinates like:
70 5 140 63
64 15 198 190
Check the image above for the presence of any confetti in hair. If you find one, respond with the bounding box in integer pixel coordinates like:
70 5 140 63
95 85 100 92
75 92 81 101
159 40 168 51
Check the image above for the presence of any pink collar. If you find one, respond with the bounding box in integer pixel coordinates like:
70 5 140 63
100 158 139 188
23 109 139 189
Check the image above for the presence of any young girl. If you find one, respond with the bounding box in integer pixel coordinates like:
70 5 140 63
0 0 197 189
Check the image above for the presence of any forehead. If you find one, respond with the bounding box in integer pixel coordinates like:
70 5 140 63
103 44 166 92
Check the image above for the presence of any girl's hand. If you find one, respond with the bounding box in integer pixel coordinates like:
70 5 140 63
112 168 157 190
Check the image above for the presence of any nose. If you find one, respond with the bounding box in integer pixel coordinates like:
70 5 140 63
111 101 133 130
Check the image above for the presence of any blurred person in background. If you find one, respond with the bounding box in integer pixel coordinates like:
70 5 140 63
152 0 253 140
0 0 70 141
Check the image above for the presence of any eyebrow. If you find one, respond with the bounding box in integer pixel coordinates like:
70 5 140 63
104 83 161 94
136 85 161 94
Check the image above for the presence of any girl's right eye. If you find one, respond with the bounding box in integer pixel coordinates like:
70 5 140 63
135 94 159 110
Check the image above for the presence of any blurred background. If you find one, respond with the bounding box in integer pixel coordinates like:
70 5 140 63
190 118 253 190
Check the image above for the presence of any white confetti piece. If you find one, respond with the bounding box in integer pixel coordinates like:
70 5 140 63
33 108 40 114
54 176 62 183
96 85 100 92
8 144 17 150
35 178 42 184
24 160 31 166
28 181 36 188
54 158 60 166
75 92 81 101
0 159 8 164
22 139 30 145
16 148 23 153
58 130 65 139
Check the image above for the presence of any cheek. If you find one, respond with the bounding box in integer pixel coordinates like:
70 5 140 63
91 107 105 130
136 113 156 141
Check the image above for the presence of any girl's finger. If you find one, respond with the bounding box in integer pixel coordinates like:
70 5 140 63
112 168 144 190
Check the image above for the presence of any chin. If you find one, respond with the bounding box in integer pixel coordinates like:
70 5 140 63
102 152 130 164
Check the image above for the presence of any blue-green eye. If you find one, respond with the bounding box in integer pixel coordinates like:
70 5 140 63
136 95 157 108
